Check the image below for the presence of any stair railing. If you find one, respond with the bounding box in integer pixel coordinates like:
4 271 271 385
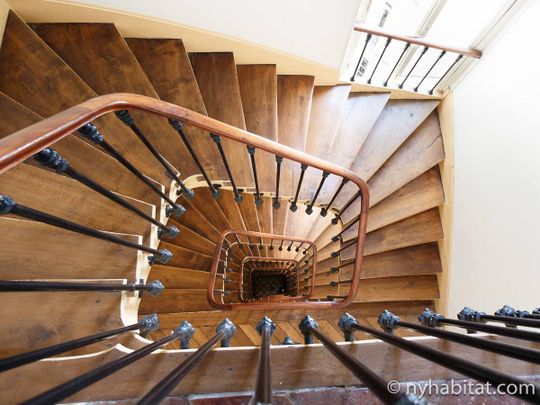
350 24 482 94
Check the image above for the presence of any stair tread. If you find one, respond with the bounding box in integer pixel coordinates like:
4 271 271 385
189 52 251 186
237 64 278 193
353 275 440 303
341 166 444 240
125 38 225 180
31 23 195 177
166 222 217 257
145 265 210 289
158 242 214 271
0 13 167 185
139 288 214 313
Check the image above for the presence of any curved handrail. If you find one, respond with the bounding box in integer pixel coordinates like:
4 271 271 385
0 93 369 310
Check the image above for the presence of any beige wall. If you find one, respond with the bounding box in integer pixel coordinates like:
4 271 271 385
0 0 9 47
448 1 540 317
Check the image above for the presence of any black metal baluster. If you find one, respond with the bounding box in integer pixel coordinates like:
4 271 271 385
416 309 540 343
299 315 416 405
0 280 164 295
429 54 463 95
286 241 294 252
0 195 172 264
290 164 307 212
331 217 359 242
366 310 540 364
269 239 274 251
329 259 354 273
339 313 540 404
137 319 236 405
414 50 446 92
0 314 158 373
254 317 276 405
295 242 304 252
247 146 263 205
368 38 392 85
115 110 194 199
278 239 285 251
398 46 428 89
461 306 540 329
350 34 372 81
383 42 411 87
331 239 356 257
306 171 330 215
273 156 283 209
78 123 186 218
34 148 179 239
211 134 243 203
168 119 220 198
332 191 361 225
320 178 348 217
22 321 195 405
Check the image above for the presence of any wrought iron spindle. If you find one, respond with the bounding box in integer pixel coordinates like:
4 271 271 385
290 163 307 212
421 308 540 343
287 241 294 252
331 239 356 257
168 119 220 198
247 146 263 205
320 178 349 217
339 313 540 404
332 191 361 225
306 171 330 215
295 242 304 252
0 313 158 373
137 319 236 405
211 134 243 203
279 239 285 251
460 306 540 329
78 123 186 217
367 38 392 85
414 50 446 92
254 317 276 405
299 315 417 405
384 42 411 87
0 280 164 295
370 310 540 364
22 321 195 405
429 54 463 95
332 217 359 242
273 156 283 209
34 148 179 239
0 195 172 264
115 110 194 199
398 46 428 89
350 33 372 81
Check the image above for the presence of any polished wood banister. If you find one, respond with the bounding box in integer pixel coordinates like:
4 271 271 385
354 24 482 59
0 93 369 311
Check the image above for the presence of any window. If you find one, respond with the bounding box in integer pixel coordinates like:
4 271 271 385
357 58 369 77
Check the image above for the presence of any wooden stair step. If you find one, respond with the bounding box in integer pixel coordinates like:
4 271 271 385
187 187 232 233
167 222 216 257
340 242 442 280
367 111 445 206
353 275 440 303
31 23 195 177
0 217 138 280
341 166 444 240
139 288 214 313
321 92 390 202
0 164 154 243
237 64 278 193
215 189 249 244
0 13 166 185
334 99 439 209
145 265 210 289
277 75 314 196
272 199 289 236
189 52 251 186
300 84 350 200
125 38 225 180
256 196 273 234
0 92 161 206
285 206 318 239
173 200 221 243
158 242 214 271
0 291 123 358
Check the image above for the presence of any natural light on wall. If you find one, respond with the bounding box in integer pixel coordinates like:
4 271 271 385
342 0 511 94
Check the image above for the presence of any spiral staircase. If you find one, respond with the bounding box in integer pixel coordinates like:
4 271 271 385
0 10 538 404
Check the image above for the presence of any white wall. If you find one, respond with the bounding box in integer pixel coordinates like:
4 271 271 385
448 1 540 318
67 0 361 69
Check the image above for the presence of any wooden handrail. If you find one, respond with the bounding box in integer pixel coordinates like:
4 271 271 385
0 93 369 311
354 24 482 59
